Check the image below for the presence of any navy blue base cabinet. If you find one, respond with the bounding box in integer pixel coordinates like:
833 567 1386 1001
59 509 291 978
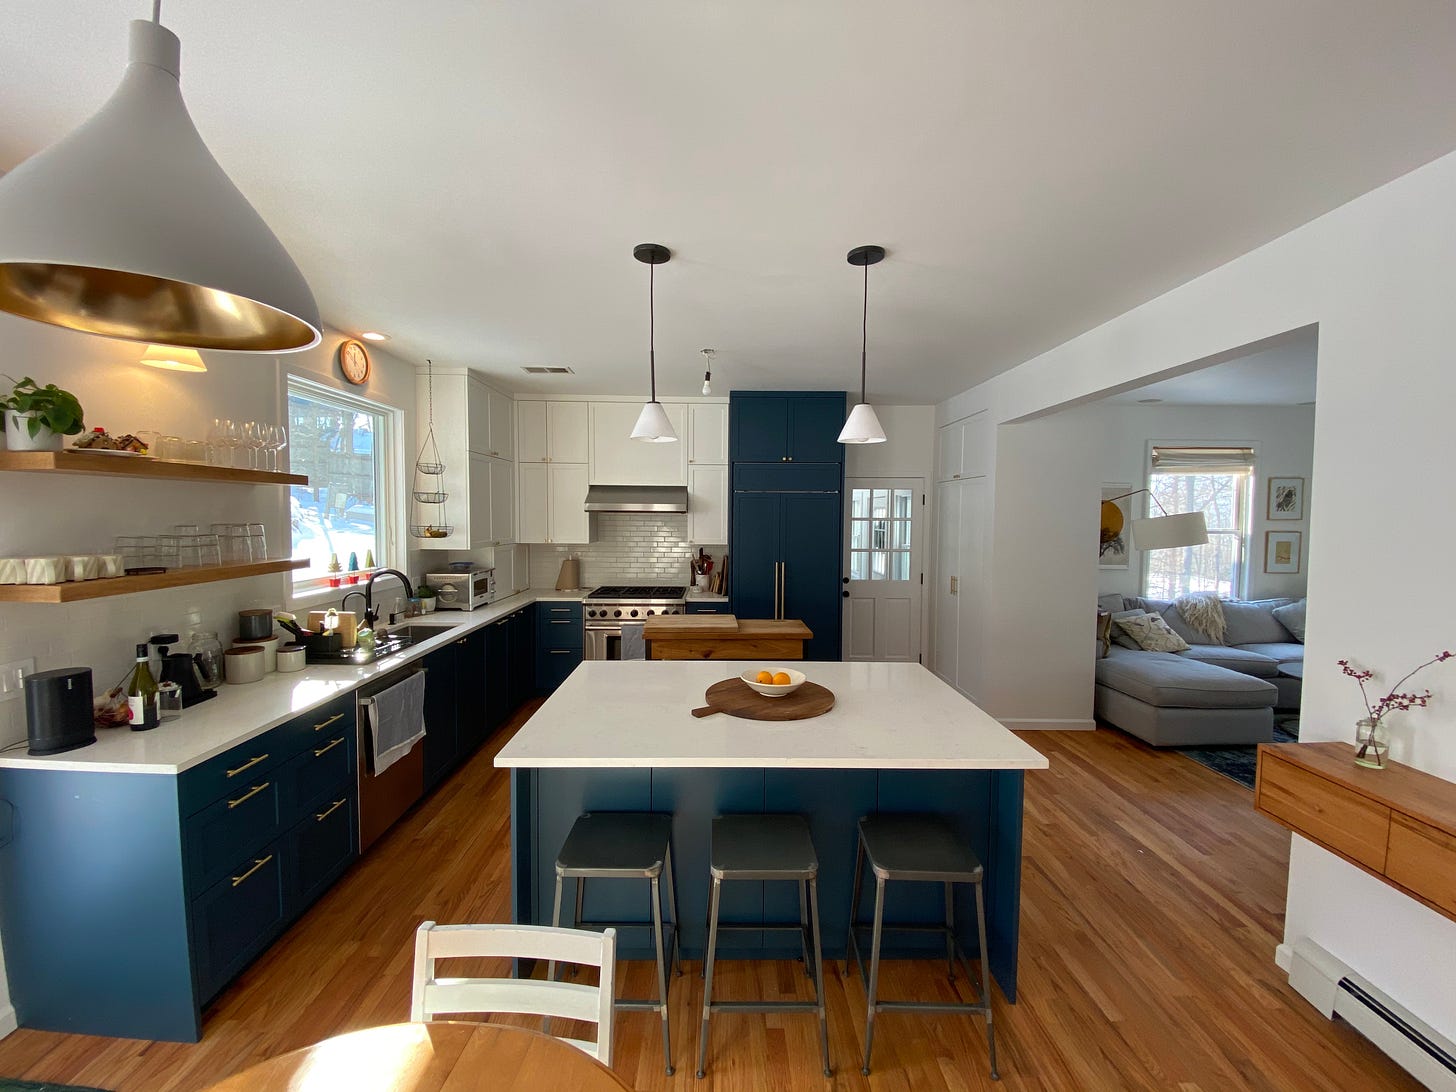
535 601 583 694
0 691 359 1042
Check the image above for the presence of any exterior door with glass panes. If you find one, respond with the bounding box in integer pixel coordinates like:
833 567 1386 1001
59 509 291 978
843 479 923 661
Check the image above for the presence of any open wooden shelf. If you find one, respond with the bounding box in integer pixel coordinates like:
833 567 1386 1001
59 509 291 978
0 450 306 486
0 559 309 603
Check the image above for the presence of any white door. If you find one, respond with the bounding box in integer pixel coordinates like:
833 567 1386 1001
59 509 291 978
934 480 960 684
954 476 988 702
843 479 923 662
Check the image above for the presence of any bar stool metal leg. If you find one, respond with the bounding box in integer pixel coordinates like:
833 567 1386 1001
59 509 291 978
798 880 812 978
808 875 830 1076
696 876 723 1078
650 872 674 1075
548 871 566 984
664 840 683 977
862 873 887 1076
944 881 956 982
975 880 1000 1080
845 834 866 976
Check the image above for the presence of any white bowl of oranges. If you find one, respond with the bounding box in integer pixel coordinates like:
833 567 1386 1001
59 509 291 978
741 667 806 698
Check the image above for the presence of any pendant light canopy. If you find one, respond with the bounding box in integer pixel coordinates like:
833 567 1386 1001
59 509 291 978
838 244 888 445
0 8 320 352
630 242 678 443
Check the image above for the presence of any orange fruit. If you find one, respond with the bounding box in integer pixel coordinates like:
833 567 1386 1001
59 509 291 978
772 672 792 686
756 670 774 684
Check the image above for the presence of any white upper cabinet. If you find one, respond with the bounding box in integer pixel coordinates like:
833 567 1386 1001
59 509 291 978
517 400 589 463
517 463 549 543
589 402 688 486
517 460 591 545
489 457 515 545
687 464 728 545
936 411 990 482
466 378 513 458
689 403 728 464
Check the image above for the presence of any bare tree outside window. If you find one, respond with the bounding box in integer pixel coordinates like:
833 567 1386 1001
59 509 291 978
1143 469 1250 598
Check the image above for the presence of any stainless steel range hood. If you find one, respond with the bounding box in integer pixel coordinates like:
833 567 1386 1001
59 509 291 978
583 485 689 513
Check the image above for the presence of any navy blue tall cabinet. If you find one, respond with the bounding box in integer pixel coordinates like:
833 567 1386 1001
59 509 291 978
729 392 846 661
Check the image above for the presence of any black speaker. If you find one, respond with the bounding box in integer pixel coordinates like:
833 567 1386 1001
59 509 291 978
24 667 95 756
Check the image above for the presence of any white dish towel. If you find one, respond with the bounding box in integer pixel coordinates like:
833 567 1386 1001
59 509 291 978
365 670 427 774
620 621 646 661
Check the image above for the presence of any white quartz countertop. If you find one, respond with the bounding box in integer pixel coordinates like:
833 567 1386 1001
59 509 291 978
0 589 566 776
494 660 1048 771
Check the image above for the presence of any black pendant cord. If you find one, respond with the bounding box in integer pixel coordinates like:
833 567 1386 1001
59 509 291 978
649 260 657 404
860 260 869 404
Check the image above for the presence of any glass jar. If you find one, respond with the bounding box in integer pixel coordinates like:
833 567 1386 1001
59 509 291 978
188 631 225 689
1354 717 1390 769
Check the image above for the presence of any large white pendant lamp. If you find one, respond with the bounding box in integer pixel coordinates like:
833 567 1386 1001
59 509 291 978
838 244 888 445
630 242 678 443
0 3 320 352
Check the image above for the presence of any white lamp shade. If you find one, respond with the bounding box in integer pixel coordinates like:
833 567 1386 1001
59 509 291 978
1132 511 1209 550
630 400 678 442
837 402 887 444
0 20 320 352
140 344 206 372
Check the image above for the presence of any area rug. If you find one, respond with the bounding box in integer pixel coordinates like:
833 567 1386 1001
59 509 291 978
0 1080 112 1092
1173 723 1299 789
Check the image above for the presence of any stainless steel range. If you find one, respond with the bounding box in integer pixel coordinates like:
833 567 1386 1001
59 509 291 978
583 584 686 660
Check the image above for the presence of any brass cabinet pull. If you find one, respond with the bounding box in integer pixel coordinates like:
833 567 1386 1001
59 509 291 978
313 712 345 732
313 737 344 758
231 854 273 888
315 799 347 823
227 782 270 809
225 754 269 778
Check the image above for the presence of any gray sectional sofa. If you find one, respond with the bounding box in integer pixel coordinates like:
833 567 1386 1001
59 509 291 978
1094 594 1305 747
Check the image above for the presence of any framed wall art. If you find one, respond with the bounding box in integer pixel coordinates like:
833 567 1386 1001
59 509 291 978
1267 476 1304 521
1099 484 1132 570
1264 530 1302 574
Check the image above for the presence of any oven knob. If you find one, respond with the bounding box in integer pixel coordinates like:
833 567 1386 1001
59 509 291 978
588 609 598 618
645 609 655 616
630 609 639 617
613 609 622 618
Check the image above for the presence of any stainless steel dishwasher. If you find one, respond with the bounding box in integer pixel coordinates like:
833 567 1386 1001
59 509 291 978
356 663 426 851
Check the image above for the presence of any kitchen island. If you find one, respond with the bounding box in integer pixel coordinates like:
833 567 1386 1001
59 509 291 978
495 660 1047 999
641 614 812 660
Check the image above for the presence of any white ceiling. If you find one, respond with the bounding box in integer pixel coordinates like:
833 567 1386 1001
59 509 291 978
1105 332 1318 406
2 3 1455 403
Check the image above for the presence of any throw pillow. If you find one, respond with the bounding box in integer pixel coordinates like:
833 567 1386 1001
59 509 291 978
1096 609 1113 658
1114 612 1191 653
1110 609 1149 650
1223 600 1297 645
1271 598 1308 642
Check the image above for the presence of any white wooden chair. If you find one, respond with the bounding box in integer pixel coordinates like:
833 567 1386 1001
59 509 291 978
410 921 617 1064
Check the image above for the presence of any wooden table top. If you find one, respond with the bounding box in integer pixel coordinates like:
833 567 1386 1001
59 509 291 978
199 1021 635 1092
642 616 812 639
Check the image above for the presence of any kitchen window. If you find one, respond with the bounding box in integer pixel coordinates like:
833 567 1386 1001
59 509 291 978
849 486 913 581
286 377 399 592
1142 445 1253 599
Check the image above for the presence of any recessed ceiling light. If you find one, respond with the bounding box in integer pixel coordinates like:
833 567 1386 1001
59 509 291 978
1136 397 1164 404
359 331 390 342
522 366 575 375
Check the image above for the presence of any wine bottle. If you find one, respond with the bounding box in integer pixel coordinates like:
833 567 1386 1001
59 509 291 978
126 642 159 731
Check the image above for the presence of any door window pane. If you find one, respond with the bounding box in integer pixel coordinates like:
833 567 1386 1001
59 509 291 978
849 487 914 583
850 551 868 580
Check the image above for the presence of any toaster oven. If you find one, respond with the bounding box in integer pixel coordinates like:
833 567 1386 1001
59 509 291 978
424 568 496 610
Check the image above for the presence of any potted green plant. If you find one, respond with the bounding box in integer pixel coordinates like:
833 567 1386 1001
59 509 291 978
417 582 437 614
1 375 85 451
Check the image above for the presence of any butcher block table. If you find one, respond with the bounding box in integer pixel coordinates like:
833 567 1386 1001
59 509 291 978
200 1021 634 1091
496 660 1048 1001
641 613 812 660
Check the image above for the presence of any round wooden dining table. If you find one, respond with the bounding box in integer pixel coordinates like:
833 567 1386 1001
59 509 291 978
200 1021 635 1091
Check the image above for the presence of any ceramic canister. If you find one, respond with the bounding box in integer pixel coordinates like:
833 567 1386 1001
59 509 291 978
234 635 278 673
276 643 306 673
224 646 264 685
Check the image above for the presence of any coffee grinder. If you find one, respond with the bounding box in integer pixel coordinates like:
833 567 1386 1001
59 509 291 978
150 633 216 708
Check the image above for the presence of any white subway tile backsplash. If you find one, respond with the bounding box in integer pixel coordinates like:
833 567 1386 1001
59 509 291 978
528 514 725 588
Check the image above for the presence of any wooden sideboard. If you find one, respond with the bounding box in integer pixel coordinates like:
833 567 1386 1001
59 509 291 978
1255 741 1456 924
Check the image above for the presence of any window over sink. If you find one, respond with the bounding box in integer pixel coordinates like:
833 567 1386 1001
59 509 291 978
287 376 400 593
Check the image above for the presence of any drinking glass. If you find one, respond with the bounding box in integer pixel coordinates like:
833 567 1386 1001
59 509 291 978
197 533 222 567
247 523 268 561
183 438 207 463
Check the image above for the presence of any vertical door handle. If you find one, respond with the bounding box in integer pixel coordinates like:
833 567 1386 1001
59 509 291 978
950 575 958 595
780 562 787 619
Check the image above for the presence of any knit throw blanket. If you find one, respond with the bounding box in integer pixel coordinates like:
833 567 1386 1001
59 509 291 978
1174 593 1226 642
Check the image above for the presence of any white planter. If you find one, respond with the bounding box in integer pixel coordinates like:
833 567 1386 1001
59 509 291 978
4 410 63 451
420 597 436 614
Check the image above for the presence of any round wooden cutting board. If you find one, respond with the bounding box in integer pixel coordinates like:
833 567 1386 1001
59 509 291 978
691 677 836 721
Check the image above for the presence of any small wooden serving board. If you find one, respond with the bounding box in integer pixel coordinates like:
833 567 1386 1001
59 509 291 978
691 677 835 721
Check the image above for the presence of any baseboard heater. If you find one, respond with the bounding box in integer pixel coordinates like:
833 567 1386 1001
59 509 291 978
1285 938 1456 1090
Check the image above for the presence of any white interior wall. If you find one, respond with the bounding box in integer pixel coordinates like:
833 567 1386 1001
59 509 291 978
935 146 1456 1043
0 317 417 1035
1092 403 1316 602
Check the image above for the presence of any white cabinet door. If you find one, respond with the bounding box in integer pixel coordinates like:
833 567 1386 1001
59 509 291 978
490 457 514 544
549 401 589 463
687 464 728 545
689 404 728 464
589 402 688 485
937 421 964 482
467 451 493 547
466 379 492 456
517 463 549 543
933 480 960 684
488 389 513 459
954 475 987 702
517 401 548 463
550 464 591 544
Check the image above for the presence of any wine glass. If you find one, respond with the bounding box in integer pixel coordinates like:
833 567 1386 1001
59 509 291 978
273 424 288 472
206 418 225 466
243 421 263 469
262 424 280 472
222 419 242 468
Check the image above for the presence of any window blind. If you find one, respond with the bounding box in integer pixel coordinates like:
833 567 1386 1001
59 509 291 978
1150 446 1255 474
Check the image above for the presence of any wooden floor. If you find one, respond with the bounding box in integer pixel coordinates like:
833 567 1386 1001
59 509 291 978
0 708 1418 1091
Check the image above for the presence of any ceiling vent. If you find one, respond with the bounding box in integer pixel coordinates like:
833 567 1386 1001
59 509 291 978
522 366 575 375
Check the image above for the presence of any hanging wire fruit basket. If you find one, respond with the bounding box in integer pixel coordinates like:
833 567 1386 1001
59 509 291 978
409 360 453 538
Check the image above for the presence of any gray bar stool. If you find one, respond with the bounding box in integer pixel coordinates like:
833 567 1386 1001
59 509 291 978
845 813 998 1080
697 814 830 1079
551 811 682 1074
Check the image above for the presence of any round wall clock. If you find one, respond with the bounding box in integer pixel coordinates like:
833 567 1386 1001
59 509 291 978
339 339 371 385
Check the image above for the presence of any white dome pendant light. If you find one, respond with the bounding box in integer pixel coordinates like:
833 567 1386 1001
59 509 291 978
0 2 320 352
630 243 678 443
838 245 888 445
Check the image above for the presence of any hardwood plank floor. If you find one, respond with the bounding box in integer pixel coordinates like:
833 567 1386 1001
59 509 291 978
0 710 1418 1091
